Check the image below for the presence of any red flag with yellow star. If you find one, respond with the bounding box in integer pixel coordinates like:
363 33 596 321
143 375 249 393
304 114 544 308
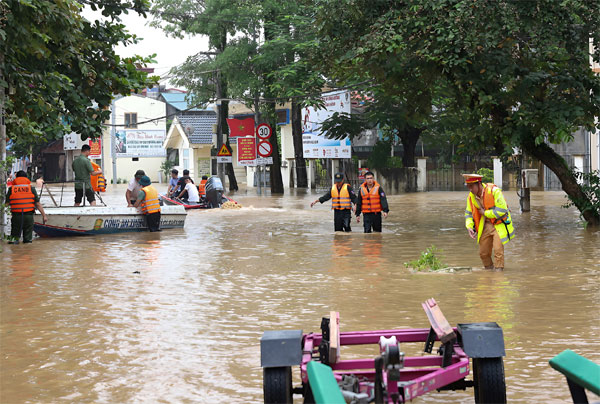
226 117 255 137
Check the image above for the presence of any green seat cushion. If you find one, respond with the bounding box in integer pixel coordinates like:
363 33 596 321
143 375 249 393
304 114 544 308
307 361 345 404
549 349 600 396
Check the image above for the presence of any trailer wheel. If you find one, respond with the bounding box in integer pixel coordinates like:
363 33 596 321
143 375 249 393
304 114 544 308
263 366 293 404
473 357 506 404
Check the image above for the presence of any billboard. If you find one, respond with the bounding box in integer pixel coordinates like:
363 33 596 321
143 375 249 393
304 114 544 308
302 90 352 159
114 130 166 157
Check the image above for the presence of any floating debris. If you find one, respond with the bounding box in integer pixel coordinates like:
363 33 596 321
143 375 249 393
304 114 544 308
221 201 242 209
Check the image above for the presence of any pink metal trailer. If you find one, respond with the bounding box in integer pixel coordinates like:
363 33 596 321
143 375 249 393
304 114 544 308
261 299 506 403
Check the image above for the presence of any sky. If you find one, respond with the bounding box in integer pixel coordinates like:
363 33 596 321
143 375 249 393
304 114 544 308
82 8 210 88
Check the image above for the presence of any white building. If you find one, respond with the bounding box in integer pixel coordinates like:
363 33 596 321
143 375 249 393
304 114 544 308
101 95 167 184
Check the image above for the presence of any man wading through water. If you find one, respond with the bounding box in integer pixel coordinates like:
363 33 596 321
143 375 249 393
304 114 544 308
463 173 515 270
310 172 357 232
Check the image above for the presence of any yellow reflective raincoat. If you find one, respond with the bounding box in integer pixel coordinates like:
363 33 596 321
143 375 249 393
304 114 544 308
465 183 515 245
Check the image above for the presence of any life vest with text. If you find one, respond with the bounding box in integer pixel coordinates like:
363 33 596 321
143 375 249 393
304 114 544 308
9 177 35 213
141 185 161 214
331 184 352 210
359 181 382 213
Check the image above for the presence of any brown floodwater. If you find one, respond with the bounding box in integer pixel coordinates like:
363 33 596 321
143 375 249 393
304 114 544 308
1 185 599 403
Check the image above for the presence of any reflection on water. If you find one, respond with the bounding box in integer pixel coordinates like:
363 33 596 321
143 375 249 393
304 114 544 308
1 186 599 403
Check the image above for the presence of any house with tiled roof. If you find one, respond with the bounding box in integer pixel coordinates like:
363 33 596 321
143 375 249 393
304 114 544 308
163 114 218 180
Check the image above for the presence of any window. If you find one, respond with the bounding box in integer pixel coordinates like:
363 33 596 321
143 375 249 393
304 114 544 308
183 149 189 169
125 113 137 128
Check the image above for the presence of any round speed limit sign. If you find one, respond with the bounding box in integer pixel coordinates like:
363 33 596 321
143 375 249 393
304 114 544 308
256 123 272 140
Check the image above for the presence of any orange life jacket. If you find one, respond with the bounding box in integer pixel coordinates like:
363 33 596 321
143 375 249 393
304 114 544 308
141 185 161 214
331 183 352 210
9 177 35 213
469 183 507 228
359 181 382 213
90 162 106 192
198 179 207 197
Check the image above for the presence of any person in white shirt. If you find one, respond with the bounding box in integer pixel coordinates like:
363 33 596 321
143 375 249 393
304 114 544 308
178 177 200 204
126 170 145 206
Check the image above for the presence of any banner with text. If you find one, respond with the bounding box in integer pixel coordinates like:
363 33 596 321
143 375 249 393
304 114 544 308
237 137 256 166
115 130 166 157
302 90 352 159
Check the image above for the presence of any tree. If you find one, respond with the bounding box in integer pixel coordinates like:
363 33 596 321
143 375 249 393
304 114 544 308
316 0 600 225
150 0 254 191
1 0 153 235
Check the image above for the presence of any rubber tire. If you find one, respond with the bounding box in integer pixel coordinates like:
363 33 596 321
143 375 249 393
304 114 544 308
473 357 507 404
263 367 293 404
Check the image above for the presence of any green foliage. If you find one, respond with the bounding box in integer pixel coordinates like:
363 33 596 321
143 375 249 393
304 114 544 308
404 246 445 272
477 168 494 183
160 160 176 181
563 170 600 225
315 0 600 224
2 0 154 157
367 140 391 171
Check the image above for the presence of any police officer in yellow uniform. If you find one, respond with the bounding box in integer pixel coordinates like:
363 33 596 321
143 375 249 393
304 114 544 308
463 174 515 270
311 172 357 232
5 171 48 244
134 176 161 232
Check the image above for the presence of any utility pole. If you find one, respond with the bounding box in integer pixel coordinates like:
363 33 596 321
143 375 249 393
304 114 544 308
254 94 261 195
110 95 121 185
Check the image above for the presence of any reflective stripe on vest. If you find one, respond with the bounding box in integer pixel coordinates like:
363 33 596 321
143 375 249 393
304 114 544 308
91 162 106 192
360 182 382 213
9 177 35 213
331 184 352 210
469 183 514 244
141 185 161 214
199 179 207 196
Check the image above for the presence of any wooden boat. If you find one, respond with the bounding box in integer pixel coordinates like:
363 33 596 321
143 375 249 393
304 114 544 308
33 205 186 237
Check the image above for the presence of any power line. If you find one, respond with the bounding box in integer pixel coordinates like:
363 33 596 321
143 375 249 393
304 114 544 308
103 80 376 127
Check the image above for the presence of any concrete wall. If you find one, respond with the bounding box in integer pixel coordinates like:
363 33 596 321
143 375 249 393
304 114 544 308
372 167 418 194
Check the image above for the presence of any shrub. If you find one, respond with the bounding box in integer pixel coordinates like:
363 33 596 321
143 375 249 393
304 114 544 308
477 167 494 183
404 246 445 271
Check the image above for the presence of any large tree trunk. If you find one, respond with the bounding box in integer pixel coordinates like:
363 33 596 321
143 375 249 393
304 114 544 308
263 13 284 194
399 126 422 168
215 29 237 191
0 53 7 237
522 138 600 226
291 101 307 187
265 103 284 193
221 99 238 191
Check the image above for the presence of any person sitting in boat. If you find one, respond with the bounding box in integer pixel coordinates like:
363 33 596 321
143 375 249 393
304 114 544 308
175 169 194 199
198 175 208 199
134 175 161 232
126 170 145 207
167 169 179 197
178 177 200 204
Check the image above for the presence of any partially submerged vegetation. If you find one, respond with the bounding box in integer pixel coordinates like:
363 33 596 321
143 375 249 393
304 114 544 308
405 246 445 272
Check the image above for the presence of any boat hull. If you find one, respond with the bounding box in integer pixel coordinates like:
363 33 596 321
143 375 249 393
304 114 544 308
33 206 186 237
159 194 236 209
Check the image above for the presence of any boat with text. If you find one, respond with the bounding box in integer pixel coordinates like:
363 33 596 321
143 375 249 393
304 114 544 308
33 206 187 237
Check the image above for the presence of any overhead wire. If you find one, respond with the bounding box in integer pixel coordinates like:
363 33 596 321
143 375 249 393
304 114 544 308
103 80 377 127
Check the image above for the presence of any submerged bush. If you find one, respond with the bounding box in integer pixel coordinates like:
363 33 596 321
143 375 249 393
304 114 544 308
405 245 445 271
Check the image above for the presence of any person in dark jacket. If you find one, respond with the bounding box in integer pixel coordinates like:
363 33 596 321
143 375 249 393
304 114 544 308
310 172 357 232
355 171 389 233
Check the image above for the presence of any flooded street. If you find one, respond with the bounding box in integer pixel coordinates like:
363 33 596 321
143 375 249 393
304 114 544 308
1 185 599 403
